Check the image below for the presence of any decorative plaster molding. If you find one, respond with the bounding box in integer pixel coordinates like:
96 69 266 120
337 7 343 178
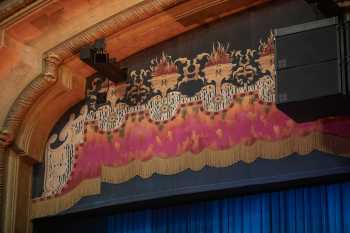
0 53 62 150
0 0 55 48
0 0 186 151
0 0 28 22
0 0 54 28
0 29 4 48
0 130 13 148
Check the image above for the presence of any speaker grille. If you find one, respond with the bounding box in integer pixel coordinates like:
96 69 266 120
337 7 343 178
275 17 350 122
277 60 340 103
276 25 338 70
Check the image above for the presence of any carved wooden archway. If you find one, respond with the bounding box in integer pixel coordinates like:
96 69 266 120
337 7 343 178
0 0 272 232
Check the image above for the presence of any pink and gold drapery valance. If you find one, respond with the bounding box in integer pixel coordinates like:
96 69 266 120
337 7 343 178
31 33 350 218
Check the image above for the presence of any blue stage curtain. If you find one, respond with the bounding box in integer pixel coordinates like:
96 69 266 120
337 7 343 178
107 182 350 233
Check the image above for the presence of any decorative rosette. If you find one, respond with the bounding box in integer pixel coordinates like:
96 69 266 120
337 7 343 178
147 91 181 122
95 103 128 132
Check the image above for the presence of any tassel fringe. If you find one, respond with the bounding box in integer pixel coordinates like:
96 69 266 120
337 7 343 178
31 133 350 218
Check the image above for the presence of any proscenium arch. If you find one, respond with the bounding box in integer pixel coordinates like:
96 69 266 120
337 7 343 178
0 0 188 157
0 1 188 232
0 0 272 231
0 0 272 160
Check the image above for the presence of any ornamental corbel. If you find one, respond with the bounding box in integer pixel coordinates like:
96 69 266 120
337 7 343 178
43 53 62 82
0 129 13 149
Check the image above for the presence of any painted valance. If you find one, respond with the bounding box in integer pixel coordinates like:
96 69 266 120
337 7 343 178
31 32 350 218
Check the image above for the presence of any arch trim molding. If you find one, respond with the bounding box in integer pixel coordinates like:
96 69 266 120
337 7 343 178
0 0 186 152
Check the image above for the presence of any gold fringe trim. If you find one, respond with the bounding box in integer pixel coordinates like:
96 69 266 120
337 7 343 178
31 133 350 219
31 178 101 219
101 133 350 183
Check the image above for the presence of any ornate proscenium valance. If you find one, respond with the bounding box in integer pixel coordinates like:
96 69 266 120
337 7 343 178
31 32 350 218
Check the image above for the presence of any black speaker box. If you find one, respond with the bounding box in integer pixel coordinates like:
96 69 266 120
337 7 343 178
275 17 350 122
94 53 109 64
345 15 350 93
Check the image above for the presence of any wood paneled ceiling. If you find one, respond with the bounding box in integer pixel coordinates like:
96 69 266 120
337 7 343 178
0 0 277 81
0 0 37 22
63 0 273 79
